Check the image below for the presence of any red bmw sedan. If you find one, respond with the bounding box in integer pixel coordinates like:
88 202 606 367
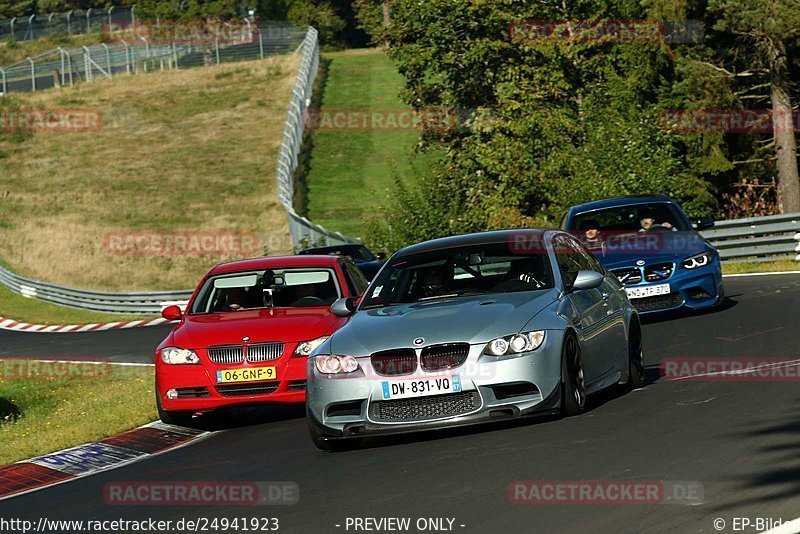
155 254 369 426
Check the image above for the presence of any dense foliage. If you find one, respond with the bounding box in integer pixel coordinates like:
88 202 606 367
364 0 800 252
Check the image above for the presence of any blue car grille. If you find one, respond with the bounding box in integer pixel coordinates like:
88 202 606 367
612 267 643 285
644 263 674 282
631 292 683 312
612 263 674 286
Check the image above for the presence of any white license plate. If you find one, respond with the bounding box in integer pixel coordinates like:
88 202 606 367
626 283 670 299
380 375 462 400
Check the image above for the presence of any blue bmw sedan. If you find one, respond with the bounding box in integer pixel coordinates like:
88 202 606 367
563 195 724 314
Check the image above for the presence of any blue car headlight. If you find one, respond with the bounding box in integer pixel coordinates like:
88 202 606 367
484 331 546 356
682 251 714 270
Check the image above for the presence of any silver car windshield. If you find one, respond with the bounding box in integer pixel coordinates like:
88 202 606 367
361 243 554 309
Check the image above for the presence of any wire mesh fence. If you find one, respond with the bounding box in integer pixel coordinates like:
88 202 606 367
275 27 359 249
0 6 134 42
0 23 308 95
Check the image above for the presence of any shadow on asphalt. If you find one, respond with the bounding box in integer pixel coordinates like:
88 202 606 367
179 364 667 450
186 404 306 431
714 400 800 511
640 297 738 325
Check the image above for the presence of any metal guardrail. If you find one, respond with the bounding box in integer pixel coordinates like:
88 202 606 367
275 27 359 249
699 212 800 262
0 265 191 315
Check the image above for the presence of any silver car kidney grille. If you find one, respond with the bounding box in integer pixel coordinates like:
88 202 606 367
207 343 284 364
247 343 284 362
207 345 244 364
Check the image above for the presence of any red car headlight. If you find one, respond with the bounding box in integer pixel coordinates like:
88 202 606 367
160 347 200 365
293 336 330 358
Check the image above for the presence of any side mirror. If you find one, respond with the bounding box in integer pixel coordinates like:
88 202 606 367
331 297 357 317
161 305 183 321
376 252 386 261
572 270 605 291
693 216 715 231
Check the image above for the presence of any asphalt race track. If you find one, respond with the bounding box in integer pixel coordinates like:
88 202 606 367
2 273 800 533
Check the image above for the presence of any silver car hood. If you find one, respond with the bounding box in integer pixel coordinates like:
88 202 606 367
330 289 559 356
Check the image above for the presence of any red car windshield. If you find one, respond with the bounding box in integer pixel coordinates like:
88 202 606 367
189 268 341 314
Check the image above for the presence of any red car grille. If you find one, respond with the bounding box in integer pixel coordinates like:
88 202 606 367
215 382 280 397
371 349 417 376
420 343 469 371
207 343 284 364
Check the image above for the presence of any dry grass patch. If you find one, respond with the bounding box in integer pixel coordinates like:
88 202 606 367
0 56 297 290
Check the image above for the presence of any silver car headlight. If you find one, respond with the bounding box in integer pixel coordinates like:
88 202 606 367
682 251 713 270
160 347 200 365
315 355 360 374
293 336 330 358
484 331 546 356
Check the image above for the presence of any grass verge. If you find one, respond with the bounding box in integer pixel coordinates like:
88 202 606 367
722 259 800 275
304 48 438 239
0 54 298 291
0 361 156 464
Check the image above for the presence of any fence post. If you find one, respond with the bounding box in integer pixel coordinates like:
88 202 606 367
66 11 72 36
108 6 114 32
28 57 35 91
121 40 130 73
258 27 264 59
215 36 220 64
26 14 35 41
83 47 92 82
0 68 6 96
86 9 92 33
48 13 54 35
102 43 112 78
10 18 15 39
131 5 136 28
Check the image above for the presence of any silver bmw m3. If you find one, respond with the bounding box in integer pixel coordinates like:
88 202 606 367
306 229 644 450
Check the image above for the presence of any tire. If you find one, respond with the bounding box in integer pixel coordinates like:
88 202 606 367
308 420 362 451
155 388 195 427
560 331 587 417
625 318 645 391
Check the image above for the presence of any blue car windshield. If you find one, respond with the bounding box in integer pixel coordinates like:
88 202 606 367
569 203 691 245
361 242 554 308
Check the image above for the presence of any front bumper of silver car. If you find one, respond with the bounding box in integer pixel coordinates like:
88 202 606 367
306 330 565 440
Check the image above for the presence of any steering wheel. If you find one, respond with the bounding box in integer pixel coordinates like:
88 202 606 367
291 296 326 307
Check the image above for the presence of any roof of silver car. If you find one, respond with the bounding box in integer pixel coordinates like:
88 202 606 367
394 228 551 258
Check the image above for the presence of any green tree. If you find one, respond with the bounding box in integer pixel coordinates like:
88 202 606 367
0 0 35 18
366 0 714 250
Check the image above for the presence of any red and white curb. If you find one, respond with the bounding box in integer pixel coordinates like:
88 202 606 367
0 316 171 333
0 422 214 501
